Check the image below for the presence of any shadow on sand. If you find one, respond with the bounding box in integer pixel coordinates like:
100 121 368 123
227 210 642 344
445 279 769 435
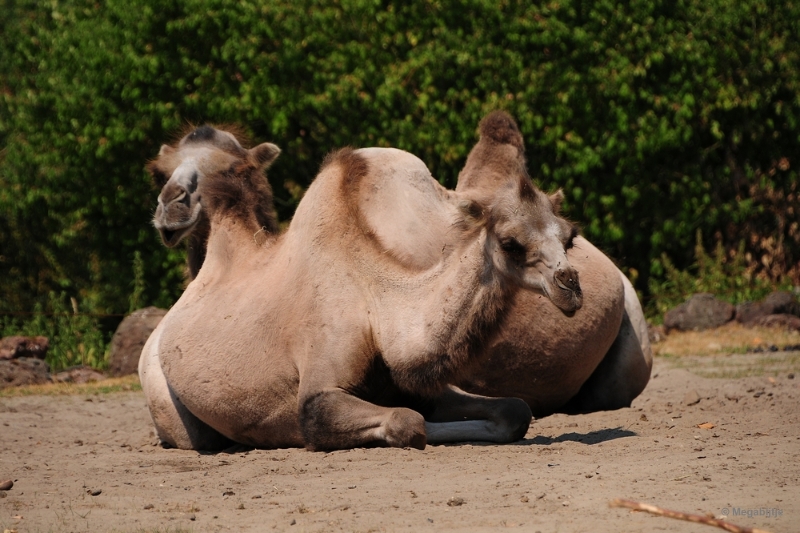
521 426 637 446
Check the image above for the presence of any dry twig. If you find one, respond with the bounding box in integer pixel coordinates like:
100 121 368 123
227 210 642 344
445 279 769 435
610 499 772 533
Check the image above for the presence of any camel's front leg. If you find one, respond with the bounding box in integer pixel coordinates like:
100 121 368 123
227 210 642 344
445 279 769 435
423 386 532 444
299 389 427 451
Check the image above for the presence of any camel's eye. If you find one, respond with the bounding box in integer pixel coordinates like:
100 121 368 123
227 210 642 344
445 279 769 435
500 238 526 260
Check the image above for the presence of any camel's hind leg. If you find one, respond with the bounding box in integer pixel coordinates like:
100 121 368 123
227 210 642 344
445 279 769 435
139 326 232 450
423 386 532 444
561 274 653 414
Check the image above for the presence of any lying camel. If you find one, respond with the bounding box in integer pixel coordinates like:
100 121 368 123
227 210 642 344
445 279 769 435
150 113 652 418
139 113 582 450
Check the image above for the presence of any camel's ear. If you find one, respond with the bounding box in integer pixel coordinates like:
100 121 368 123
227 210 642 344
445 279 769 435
146 161 170 188
251 142 281 169
158 144 175 157
549 189 565 214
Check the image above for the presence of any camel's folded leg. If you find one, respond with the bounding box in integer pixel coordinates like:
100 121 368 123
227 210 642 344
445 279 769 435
299 389 427 451
561 274 653 414
423 385 532 444
138 326 233 451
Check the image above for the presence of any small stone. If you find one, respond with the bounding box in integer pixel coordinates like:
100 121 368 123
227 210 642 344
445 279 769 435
0 480 13 491
143 504 154 510
447 497 465 507
88 489 102 496
789 373 795 379
684 390 701 406
237 503 245 510
290 519 296 525
188 514 196 521
520 496 529 503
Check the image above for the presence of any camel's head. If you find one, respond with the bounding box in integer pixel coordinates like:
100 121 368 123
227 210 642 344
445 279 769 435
456 111 583 315
147 125 280 247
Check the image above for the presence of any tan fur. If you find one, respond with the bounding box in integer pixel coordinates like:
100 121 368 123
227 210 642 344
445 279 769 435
140 123 581 450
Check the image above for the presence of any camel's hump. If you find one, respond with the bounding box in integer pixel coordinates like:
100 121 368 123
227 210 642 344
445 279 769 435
354 148 454 270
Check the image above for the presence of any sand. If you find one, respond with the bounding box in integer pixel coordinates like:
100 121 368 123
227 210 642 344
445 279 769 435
1 353 798 533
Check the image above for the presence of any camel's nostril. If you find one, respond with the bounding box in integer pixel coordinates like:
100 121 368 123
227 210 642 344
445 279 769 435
554 269 581 293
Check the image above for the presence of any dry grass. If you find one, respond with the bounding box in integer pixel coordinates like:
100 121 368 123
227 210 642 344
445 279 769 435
0 374 141 398
653 322 800 378
652 322 800 358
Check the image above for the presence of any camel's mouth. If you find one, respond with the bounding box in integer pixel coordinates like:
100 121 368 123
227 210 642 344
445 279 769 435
154 202 202 247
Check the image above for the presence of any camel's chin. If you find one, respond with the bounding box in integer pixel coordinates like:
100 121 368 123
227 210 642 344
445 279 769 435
158 224 192 247
549 289 583 316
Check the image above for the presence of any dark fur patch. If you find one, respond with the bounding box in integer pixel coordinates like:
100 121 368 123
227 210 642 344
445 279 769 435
321 147 370 200
202 160 279 234
185 125 217 143
146 160 170 189
479 110 524 151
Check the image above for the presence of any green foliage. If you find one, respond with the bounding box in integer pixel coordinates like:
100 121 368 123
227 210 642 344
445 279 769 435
1 0 798 319
1 292 109 372
129 251 146 314
647 231 792 320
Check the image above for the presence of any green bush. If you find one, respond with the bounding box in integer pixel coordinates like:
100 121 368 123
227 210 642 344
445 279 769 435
0 292 109 372
1 0 798 323
647 231 793 320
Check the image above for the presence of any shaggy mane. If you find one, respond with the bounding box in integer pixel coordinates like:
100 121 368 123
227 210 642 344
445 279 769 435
202 160 279 235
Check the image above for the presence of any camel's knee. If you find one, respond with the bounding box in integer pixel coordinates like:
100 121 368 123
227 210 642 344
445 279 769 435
493 397 533 442
384 408 427 449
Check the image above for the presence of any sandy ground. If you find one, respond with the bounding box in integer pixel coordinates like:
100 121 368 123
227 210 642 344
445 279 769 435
1 352 799 533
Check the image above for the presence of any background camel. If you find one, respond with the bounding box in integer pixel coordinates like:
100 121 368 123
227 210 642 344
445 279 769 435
152 113 651 418
140 115 581 450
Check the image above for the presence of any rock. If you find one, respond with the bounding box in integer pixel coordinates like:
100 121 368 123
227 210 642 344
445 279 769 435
447 497 465 507
0 358 51 389
750 313 800 331
107 307 167 376
736 291 800 324
0 480 12 490
53 366 106 384
664 293 734 332
683 390 701 406
0 336 49 360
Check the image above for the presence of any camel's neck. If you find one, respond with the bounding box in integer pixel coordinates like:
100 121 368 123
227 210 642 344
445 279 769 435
386 229 513 395
196 211 279 283
187 166 279 280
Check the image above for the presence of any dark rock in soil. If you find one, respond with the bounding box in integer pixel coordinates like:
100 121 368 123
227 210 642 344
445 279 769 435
664 293 734 332
0 357 51 388
54 365 106 384
107 307 167 376
736 291 800 324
